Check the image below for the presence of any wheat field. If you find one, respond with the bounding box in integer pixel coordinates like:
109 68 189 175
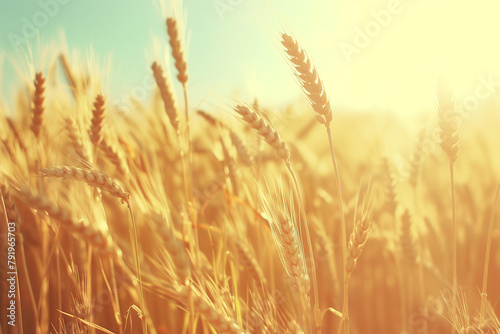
1 3 500 334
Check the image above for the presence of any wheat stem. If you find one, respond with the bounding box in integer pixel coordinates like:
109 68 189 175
450 160 457 334
479 182 500 324
325 126 349 334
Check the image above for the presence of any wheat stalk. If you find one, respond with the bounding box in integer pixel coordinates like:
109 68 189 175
437 80 460 334
165 17 193 229
438 85 459 163
281 32 347 333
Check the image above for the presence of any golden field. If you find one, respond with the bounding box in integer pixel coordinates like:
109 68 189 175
1 5 500 334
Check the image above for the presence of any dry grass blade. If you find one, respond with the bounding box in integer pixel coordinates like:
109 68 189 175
59 54 78 95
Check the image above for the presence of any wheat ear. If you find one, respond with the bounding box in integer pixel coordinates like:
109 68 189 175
40 164 147 332
399 209 417 264
89 94 106 147
345 201 372 277
151 283 244 334
233 105 289 162
382 157 398 216
39 166 129 203
65 118 90 162
100 136 130 176
236 241 267 286
13 184 121 258
149 213 190 280
281 33 332 125
230 132 254 166
31 72 45 138
275 212 310 293
438 83 459 163
409 128 426 189
262 188 309 294
151 61 179 130
197 110 220 126
166 18 188 85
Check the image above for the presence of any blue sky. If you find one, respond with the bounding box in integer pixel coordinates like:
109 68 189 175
0 0 343 112
1 0 500 116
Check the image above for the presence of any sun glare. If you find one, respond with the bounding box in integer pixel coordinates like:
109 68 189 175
327 0 500 115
